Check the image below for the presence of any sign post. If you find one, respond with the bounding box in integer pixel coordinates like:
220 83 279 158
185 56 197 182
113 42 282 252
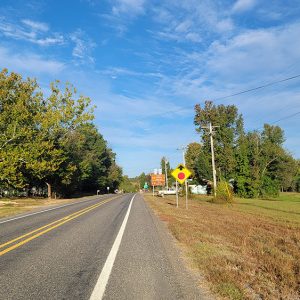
171 164 192 209
175 180 179 208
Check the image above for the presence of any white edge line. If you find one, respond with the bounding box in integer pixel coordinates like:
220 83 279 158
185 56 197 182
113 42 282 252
0 196 105 225
89 194 136 300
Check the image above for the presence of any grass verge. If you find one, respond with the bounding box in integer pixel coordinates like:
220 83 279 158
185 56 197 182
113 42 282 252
0 197 81 219
144 192 300 300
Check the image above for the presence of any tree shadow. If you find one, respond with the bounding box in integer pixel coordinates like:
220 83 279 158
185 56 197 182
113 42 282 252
239 202 300 215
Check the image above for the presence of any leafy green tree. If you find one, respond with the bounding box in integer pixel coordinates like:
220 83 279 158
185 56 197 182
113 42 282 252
193 100 299 198
235 132 253 197
185 142 201 179
60 123 116 196
138 172 146 189
0 69 45 189
119 176 136 193
277 154 298 192
107 160 123 192
0 69 122 198
295 163 300 192
194 101 243 180
160 157 172 187
258 124 285 196
194 150 212 183
27 81 94 197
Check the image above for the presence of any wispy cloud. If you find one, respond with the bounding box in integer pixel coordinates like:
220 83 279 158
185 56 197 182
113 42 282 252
99 0 147 35
0 17 64 46
0 18 96 63
70 29 96 64
112 0 146 16
22 19 49 32
100 67 163 79
150 1 235 44
232 0 257 13
0 46 65 74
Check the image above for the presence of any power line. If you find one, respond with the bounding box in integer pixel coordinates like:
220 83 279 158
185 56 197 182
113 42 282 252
140 73 300 120
270 110 300 125
255 110 300 131
213 74 300 101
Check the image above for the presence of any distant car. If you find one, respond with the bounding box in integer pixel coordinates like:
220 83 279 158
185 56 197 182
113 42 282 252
157 188 177 196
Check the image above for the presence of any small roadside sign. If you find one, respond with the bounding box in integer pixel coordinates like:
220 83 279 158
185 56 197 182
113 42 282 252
171 164 192 184
151 174 165 186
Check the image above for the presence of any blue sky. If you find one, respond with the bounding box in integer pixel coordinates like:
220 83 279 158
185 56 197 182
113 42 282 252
0 0 300 177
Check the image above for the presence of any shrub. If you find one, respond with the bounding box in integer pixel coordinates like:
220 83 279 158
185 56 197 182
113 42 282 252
213 181 234 203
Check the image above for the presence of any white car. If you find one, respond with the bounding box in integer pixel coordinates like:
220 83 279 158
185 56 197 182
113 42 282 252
157 188 177 196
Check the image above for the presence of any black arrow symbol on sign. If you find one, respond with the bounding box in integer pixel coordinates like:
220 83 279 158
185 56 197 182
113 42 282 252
178 165 184 170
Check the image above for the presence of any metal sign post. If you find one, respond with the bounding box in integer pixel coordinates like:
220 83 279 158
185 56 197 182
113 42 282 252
185 180 188 209
152 185 154 197
175 180 179 208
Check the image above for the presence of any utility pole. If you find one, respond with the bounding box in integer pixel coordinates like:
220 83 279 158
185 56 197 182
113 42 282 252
177 145 187 166
202 122 218 197
177 145 188 209
163 157 169 189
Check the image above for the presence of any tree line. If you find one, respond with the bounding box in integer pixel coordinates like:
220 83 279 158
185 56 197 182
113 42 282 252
186 101 299 198
130 101 299 199
0 69 123 198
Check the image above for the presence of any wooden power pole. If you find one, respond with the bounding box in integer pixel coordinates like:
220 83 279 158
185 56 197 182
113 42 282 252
202 122 219 197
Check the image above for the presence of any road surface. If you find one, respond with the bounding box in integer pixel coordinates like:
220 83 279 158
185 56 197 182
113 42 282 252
0 193 210 300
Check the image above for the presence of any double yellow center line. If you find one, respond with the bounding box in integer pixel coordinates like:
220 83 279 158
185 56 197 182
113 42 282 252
0 196 118 257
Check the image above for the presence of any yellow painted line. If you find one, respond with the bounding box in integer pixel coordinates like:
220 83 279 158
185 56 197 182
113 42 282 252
0 198 114 250
0 201 104 250
0 196 119 257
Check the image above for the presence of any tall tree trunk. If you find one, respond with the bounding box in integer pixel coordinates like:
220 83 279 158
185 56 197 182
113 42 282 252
46 182 51 199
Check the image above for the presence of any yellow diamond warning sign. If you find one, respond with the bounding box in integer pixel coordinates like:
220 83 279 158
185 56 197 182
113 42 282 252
171 164 192 184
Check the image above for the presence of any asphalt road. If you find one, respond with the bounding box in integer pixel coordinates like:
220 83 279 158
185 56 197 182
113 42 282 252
0 193 210 300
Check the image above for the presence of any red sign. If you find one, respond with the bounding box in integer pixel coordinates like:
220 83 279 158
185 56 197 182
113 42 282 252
151 174 165 186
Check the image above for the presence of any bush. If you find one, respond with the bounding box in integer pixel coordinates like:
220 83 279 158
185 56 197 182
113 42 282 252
213 181 234 203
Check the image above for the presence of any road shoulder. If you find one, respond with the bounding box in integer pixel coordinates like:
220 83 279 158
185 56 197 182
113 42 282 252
143 194 214 300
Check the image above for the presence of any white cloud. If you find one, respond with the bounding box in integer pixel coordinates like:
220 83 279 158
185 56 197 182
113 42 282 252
175 20 192 33
70 30 96 64
164 21 300 101
22 19 49 32
185 32 201 42
216 19 234 32
205 22 300 82
33 35 65 46
100 66 163 79
232 0 257 13
0 46 65 74
150 1 234 44
147 21 300 162
0 18 64 46
112 0 146 16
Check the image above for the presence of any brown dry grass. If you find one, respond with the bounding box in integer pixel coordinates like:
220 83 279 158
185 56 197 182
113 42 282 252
144 193 300 300
0 197 81 218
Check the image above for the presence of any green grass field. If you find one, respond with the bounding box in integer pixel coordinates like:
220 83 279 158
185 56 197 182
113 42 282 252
233 192 300 225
